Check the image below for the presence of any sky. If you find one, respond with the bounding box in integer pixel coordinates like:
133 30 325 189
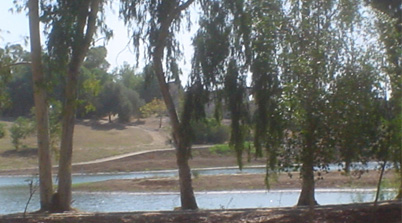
0 1 196 82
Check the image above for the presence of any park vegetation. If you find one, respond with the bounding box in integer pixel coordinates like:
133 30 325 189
0 0 400 214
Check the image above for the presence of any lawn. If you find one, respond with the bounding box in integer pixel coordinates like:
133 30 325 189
0 118 161 170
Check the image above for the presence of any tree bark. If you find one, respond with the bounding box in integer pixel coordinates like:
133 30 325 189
177 143 198 210
56 69 78 212
28 0 54 212
297 119 318 206
297 154 317 206
397 171 402 199
56 0 100 212
153 54 198 210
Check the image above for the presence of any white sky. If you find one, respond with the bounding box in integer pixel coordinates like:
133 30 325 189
0 1 196 82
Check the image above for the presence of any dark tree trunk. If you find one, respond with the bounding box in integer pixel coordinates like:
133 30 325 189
297 155 318 206
297 121 318 206
397 171 402 199
153 55 198 210
56 68 78 212
28 0 54 211
176 143 198 210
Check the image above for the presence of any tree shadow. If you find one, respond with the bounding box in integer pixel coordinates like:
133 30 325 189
1 147 38 158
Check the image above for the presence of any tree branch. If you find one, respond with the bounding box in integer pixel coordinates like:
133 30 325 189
1 62 32 68
176 0 196 13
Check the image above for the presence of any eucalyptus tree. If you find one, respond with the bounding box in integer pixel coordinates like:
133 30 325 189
45 0 107 211
368 0 402 199
120 0 198 210
279 0 353 206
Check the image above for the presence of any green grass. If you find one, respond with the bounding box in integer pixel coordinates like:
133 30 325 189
209 144 232 155
209 142 254 155
0 119 157 170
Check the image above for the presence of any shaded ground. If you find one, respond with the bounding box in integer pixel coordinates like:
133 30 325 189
1 201 400 223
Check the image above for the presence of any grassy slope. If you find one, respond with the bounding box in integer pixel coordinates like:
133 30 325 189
0 119 157 170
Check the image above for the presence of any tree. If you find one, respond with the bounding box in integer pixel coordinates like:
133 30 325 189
45 0 104 212
280 0 352 206
192 0 252 169
0 44 32 116
140 98 166 128
4 65 34 117
0 123 5 139
0 47 13 110
9 117 35 151
120 0 198 210
28 0 54 211
195 0 386 207
368 0 402 199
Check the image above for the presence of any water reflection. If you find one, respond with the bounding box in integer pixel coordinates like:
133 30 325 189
0 189 395 214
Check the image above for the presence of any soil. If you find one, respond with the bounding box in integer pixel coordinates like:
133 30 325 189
74 171 396 192
1 201 401 223
0 148 266 175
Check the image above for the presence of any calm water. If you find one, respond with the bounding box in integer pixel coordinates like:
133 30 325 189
0 187 395 214
0 164 396 215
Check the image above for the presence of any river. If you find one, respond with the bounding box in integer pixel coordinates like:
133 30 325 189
0 164 396 214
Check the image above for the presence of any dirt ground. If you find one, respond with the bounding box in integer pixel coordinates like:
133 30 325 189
73 171 396 192
1 201 400 223
0 147 266 175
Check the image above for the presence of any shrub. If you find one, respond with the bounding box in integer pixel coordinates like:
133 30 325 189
9 117 35 150
209 144 232 155
191 118 229 144
0 123 6 139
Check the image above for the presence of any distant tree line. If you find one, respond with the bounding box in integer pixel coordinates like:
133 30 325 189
0 45 162 122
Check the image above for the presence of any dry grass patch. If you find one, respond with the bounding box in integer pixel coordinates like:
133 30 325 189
0 119 156 170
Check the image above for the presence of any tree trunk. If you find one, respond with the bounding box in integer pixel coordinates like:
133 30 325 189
53 0 100 212
177 143 198 210
56 69 78 212
153 58 198 210
297 155 318 206
297 123 318 207
397 170 402 199
374 161 387 204
153 28 198 209
28 0 54 212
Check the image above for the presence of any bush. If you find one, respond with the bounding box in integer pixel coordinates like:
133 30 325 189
209 144 232 155
9 117 35 150
209 142 255 156
191 118 229 144
0 123 6 138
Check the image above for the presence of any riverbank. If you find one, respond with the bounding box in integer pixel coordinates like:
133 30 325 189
73 171 397 192
2 201 401 223
0 147 266 175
